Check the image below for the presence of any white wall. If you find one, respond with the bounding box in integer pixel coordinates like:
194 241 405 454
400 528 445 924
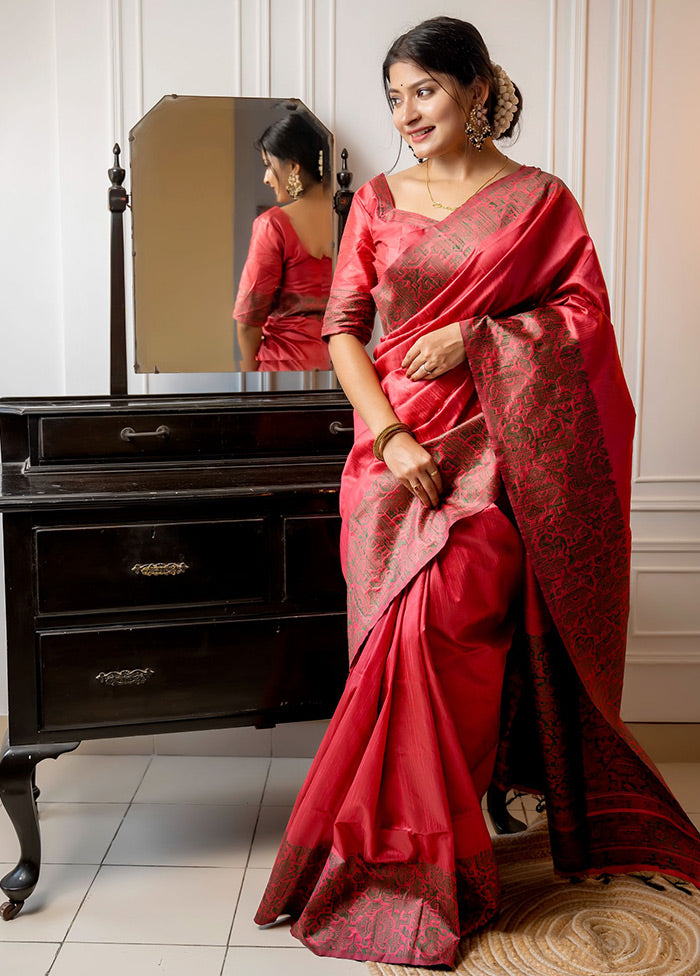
0 0 698 721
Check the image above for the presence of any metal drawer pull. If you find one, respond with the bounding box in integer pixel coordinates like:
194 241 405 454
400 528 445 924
329 420 353 435
96 668 155 687
131 561 190 577
120 424 170 441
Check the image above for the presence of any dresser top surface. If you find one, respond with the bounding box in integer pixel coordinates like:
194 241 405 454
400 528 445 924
0 392 353 510
0 390 348 416
0 458 346 509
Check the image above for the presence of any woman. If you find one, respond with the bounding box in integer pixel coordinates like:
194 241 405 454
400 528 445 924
255 16 700 967
233 113 332 371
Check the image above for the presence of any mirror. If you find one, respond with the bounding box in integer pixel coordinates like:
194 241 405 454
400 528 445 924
129 95 336 382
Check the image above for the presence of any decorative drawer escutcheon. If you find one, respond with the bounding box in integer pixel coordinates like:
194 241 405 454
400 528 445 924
131 561 189 577
95 668 155 687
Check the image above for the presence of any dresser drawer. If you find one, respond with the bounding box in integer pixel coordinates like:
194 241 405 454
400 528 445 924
36 407 353 464
34 518 268 613
38 614 348 731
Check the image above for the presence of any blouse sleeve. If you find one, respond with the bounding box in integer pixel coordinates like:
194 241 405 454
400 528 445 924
322 188 378 346
233 210 285 326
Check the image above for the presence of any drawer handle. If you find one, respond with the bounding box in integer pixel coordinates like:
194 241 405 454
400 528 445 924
329 420 353 435
96 668 155 687
131 561 190 577
120 424 170 442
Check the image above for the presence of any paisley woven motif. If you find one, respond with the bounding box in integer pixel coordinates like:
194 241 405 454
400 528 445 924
365 822 700 976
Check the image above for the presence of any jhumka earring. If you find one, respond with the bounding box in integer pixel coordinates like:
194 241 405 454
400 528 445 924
318 150 324 178
465 102 491 151
286 170 303 200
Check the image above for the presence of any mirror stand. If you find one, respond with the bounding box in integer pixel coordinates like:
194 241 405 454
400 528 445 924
108 144 129 395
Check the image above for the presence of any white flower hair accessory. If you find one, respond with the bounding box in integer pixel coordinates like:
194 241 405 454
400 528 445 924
491 64 518 139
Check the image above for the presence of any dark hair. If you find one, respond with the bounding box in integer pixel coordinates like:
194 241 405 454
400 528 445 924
255 112 329 184
382 16 522 140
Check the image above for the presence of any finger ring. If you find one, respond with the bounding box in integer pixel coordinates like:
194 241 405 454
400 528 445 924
410 483 420 491
421 363 432 373
427 469 438 477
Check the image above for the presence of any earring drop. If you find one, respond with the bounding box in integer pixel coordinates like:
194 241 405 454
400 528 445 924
286 170 303 200
465 102 491 151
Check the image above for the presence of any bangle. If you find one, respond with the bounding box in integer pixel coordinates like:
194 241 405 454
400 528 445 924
372 422 412 461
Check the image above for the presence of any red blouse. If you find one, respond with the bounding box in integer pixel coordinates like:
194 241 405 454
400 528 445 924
234 206 332 371
322 175 439 346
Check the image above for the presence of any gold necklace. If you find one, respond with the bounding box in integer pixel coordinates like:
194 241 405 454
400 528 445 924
425 157 509 212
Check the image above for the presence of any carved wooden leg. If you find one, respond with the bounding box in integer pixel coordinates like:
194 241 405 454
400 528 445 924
0 733 79 919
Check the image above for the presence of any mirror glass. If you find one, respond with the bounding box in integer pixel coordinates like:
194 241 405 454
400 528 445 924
129 95 336 383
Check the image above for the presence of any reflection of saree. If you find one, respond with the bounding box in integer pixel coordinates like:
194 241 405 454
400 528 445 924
255 169 700 966
233 206 332 370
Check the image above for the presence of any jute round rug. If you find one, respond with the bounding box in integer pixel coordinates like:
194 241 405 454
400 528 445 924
366 820 700 976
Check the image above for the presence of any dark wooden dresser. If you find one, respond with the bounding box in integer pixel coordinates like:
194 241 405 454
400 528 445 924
0 390 353 918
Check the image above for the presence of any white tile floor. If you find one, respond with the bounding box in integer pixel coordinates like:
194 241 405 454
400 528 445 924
0 754 697 975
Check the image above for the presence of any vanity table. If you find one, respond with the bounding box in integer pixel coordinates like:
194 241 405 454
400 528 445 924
0 94 357 920
0 390 353 918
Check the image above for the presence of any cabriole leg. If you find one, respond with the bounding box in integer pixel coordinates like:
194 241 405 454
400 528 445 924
0 732 79 919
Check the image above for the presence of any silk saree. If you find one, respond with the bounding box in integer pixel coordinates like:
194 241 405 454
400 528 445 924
255 168 700 966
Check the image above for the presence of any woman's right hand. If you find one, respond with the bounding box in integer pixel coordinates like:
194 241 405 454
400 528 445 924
382 432 443 508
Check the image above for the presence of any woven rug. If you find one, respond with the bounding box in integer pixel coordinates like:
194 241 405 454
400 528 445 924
365 819 700 976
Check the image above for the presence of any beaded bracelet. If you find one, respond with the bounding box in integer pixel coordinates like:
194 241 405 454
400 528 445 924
372 422 412 461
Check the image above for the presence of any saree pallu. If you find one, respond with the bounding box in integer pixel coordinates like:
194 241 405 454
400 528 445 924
255 169 700 966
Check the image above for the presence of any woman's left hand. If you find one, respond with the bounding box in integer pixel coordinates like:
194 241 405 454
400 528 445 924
402 322 466 381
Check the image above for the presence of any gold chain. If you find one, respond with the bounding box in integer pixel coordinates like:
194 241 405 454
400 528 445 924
425 157 509 212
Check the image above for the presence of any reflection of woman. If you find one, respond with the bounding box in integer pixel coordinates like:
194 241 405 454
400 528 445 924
233 113 332 371
255 16 700 968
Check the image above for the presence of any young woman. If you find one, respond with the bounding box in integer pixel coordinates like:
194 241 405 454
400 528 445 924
255 16 700 967
233 113 333 371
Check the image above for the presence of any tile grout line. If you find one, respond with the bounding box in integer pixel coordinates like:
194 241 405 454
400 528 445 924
219 756 274 975
45 754 155 973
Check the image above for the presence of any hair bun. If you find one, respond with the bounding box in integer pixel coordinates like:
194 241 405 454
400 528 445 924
491 64 519 138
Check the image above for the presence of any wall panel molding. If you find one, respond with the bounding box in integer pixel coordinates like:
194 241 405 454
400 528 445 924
631 498 700 512
610 0 632 354
232 0 243 96
629 0 653 488
631 567 700 638
303 0 315 109
633 540 700 553
569 0 588 203
109 0 125 147
545 0 557 172
626 649 700 665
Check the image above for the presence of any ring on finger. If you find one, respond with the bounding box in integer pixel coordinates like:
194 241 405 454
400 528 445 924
410 483 421 492
420 363 432 374
427 469 439 478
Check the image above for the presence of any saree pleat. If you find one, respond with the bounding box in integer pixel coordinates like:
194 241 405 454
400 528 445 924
256 511 523 965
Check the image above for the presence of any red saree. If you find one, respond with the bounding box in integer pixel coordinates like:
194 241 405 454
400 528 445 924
255 168 700 966
233 206 332 370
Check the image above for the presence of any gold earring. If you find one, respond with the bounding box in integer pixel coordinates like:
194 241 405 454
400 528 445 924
286 170 303 200
465 102 491 151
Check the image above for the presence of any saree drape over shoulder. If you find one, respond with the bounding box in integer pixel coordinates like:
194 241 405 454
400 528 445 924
255 168 700 966
233 206 332 371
